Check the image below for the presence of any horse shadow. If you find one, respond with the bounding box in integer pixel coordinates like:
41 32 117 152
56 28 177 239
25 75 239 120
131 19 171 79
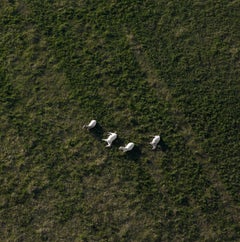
113 136 125 147
90 123 104 141
124 145 142 161
159 137 168 152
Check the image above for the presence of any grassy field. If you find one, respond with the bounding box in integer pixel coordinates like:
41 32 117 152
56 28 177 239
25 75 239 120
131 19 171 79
0 0 239 241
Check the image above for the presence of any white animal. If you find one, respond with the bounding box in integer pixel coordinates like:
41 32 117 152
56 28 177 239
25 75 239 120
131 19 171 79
102 132 117 147
150 135 160 150
83 120 97 130
119 142 135 152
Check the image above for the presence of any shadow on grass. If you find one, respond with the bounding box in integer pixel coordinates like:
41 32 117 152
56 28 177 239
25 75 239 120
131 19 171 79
124 145 142 161
90 123 104 141
113 136 125 147
159 137 168 152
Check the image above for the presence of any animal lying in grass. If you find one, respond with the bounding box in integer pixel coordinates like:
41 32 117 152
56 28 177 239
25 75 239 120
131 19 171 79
150 135 160 150
102 132 117 147
83 120 97 130
119 142 135 152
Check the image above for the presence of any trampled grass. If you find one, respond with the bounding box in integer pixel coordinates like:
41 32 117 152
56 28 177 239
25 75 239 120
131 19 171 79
0 0 239 241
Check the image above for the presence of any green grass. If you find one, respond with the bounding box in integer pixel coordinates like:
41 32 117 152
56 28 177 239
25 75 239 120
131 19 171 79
0 0 239 241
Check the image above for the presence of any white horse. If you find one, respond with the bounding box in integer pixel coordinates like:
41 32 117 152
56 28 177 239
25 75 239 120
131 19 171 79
83 120 97 130
102 132 117 147
150 135 160 150
119 142 135 152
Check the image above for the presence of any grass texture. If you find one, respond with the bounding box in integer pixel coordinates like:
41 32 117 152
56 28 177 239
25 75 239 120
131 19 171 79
0 0 239 241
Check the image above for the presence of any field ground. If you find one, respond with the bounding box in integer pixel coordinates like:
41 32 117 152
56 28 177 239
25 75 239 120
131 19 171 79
0 0 240 241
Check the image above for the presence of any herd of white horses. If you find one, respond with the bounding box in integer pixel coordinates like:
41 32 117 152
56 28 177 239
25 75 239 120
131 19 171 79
83 120 161 152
